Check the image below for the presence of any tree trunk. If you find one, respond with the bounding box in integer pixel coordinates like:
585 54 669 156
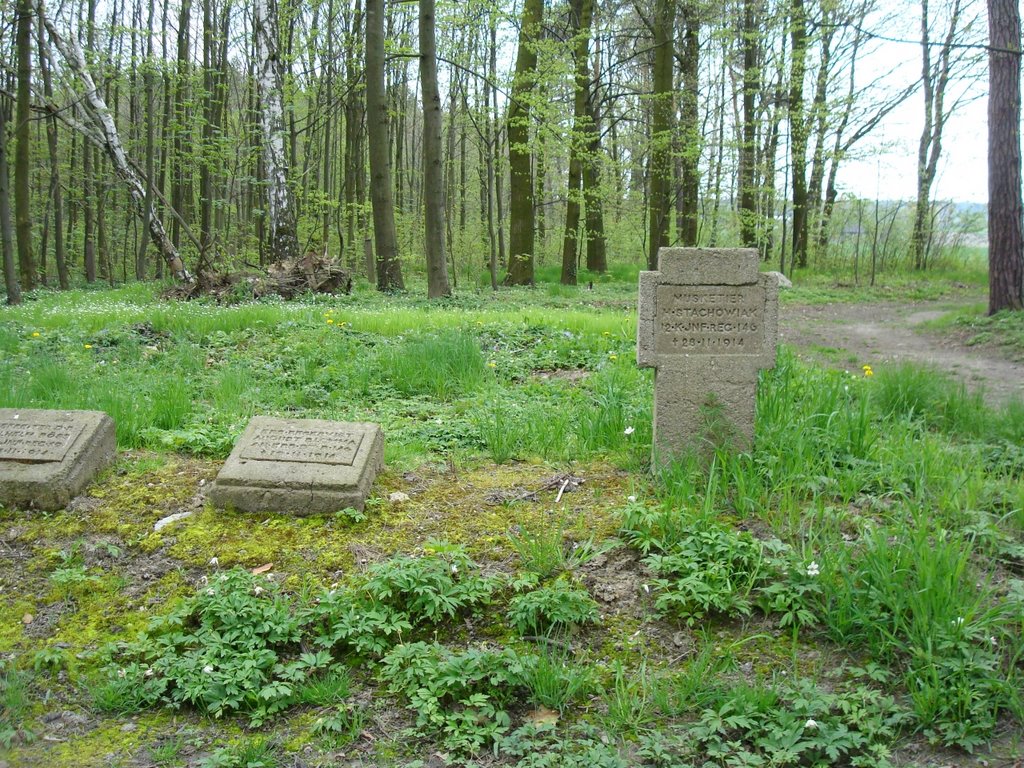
37 18 67 289
505 0 543 285
15 0 34 290
988 0 1024 312
678 1 700 246
737 0 759 248
365 0 403 289
912 0 963 270
789 0 809 269
254 0 299 265
560 0 593 285
646 0 675 269
420 0 450 297
1 98 20 304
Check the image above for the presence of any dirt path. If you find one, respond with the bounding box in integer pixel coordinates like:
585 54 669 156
779 297 1024 405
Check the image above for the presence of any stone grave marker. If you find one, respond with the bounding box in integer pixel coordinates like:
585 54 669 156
637 248 779 462
0 409 116 510
211 416 384 514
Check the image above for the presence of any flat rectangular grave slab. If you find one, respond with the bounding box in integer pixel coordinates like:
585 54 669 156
210 417 384 514
0 409 116 510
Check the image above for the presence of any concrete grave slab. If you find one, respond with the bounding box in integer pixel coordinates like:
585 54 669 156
0 409 116 510
210 416 383 514
637 248 779 462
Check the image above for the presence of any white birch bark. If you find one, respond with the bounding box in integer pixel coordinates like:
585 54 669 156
36 0 192 282
254 0 298 264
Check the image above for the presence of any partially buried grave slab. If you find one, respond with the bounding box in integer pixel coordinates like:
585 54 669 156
0 408 116 510
210 417 384 514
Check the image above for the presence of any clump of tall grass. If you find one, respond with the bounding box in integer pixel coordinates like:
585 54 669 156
821 516 1022 749
373 331 486 400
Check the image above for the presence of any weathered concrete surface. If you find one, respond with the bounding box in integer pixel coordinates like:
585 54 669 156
210 417 384 514
637 248 779 461
0 409 116 510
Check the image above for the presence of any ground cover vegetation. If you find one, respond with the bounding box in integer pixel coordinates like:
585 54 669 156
1 275 1023 766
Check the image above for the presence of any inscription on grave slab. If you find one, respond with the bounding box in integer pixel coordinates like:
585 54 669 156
211 416 384 514
0 418 86 463
240 426 364 466
637 248 780 461
655 285 764 355
0 409 116 510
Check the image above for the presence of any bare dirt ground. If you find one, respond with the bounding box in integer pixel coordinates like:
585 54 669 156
779 297 1024 405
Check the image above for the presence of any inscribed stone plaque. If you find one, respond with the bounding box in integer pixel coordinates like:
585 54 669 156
0 409 116 510
637 248 779 461
655 285 764 356
210 416 384 514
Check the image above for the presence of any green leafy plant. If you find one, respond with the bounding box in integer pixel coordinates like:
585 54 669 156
199 737 279 768
643 524 769 625
97 568 313 724
312 703 367 747
507 578 600 635
379 641 531 754
360 540 499 624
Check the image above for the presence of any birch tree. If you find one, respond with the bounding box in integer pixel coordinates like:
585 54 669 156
37 0 192 281
254 0 299 264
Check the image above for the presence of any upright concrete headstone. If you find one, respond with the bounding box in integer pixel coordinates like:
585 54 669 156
637 248 779 461
0 409 116 510
211 416 383 514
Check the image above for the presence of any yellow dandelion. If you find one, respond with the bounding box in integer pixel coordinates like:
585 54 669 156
608 353 618 361
487 361 497 368
84 344 93 349
602 331 610 337
31 332 40 338
326 318 334 325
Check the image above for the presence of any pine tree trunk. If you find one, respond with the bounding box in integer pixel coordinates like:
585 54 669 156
988 0 1024 312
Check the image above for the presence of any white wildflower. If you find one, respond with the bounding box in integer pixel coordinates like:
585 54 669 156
804 719 818 729
627 495 637 503
203 665 214 674
208 556 219 566
806 561 820 577
624 426 635 435
144 668 154 677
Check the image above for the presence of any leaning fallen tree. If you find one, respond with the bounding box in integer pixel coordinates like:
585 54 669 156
36 0 192 283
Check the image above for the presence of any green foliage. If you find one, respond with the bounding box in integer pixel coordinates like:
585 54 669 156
637 678 910 768
295 666 351 707
198 738 279 768
379 642 531 754
98 568 311 724
373 331 486 399
495 723 629 767
360 540 500 624
306 589 412 657
311 704 367 747
507 578 600 635
822 520 1020 749
519 648 595 713
0 664 34 748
